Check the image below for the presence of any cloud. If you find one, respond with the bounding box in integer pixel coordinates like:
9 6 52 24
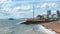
0 0 15 17
12 0 60 1
40 3 57 9
14 5 32 11
12 5 33 16
12 5 32 14
0 2 33 18
0 0 60 18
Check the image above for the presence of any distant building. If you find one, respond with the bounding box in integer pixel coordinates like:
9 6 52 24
57 10 60 18
47 10 51 15
52 14 57 18
37 15 44 20
47 10 51 19
51 14 58 20
43 14 48 19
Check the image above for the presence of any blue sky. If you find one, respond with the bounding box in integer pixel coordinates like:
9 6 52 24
0 0 60 19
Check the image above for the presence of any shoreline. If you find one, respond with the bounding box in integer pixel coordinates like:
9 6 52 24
23 24 57 34
42 21 60 34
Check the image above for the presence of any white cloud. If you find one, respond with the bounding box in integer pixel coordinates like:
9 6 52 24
40 3 57 9
0 0 15 18
0 0 6 3
0 1 33 18
12 6 33 14
9 5 34 18
12 5 33 14
0 0 13 4
0 0 60 18
14 5 32 10
12 0 60 1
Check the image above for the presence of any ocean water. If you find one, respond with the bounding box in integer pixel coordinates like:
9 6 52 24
0 19 57 34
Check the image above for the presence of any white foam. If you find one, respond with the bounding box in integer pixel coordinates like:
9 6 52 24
32 24 58 34
17 20 27 25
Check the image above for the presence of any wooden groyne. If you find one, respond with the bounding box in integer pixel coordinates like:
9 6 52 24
21 20 53 24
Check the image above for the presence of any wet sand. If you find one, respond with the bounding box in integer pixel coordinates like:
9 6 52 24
22 24 57 34
42 21 60 34
23 29 49 34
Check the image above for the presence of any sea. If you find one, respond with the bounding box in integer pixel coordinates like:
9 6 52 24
0 18 57 34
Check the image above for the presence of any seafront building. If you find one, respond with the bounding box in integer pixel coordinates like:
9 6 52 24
27 10 60 21
21 10 60 24
57 10 60 19
47 10 51 19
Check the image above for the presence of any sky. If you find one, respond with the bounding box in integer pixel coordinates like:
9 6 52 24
0 0 60 19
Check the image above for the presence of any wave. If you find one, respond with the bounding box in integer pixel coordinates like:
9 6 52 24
32 24 58 34
0 19 58 34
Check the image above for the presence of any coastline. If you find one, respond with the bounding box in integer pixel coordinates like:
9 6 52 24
23 24 57 34
42 21 60 34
